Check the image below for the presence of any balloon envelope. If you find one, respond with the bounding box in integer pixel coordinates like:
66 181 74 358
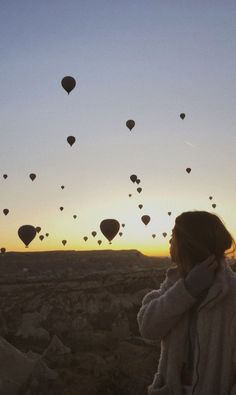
130 174 137 183
212 204 216 208
61 185 65 189
168 212 171 216
91 231 97 237
163 232 167 237
98 240 102 245
35 226 41 233
180 113 185 120
83 236 88 242
3 174 7 179
3 209 9 216
137 187 142 193
67 136 76 147
45 233 49 237
39 235 44 241
18 225 37 247
29 173 36 181
62 240 67 246
100 219 120 242
152 234 156 238
60 207 64 211
73 215 77 219
138 204 143 209
186 168 191 174
61 76 76 94
126 119 135 131
141 215 150 226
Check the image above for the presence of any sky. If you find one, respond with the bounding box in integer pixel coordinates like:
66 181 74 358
1 0 236 256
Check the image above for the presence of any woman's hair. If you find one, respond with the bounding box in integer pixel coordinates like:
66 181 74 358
172 210 236 276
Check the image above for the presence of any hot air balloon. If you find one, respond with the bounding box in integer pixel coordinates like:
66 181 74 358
3 209 9 216
83 236 88 242
121 224 125 228
186 168 191 174
60 207 64 211
98 240 102 245
137 187 142 193
119 232 123 237
91 231 97 237
39 235 44 241
29 173 36 181
126 119 135 131
61 185 65 190
168 212 171 216
100 219 120 243
209 196 213 200
136 179 141 184
62 240 67 246
128 194 132 197
152 234 156 239
138 204 143 209
130 174 137 183
212 204 216 208
1 248 6 254
67 136 76 147
141 215 150 226
45 233 49 237
18 225 37 248
163 232 167 238
3 174 7 179
35 226 41 233
73 215 77 219
61 76 76 94
180 113 185 120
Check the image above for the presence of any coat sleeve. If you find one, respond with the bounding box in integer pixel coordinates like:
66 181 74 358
137 268 198 341
230 316 236 395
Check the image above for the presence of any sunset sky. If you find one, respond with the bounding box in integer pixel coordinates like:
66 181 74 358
1 1 236 256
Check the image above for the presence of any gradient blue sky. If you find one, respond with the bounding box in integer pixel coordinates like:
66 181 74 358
1 1 236 255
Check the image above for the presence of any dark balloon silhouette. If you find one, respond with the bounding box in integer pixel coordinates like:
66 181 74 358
29 173 36 181
91 231 97 237
186 168 191 174
61 185 65 190
130 174 137 183
121 223 125 228
98 240 102 245
62 239 67 246
168 212 171 216
137 187 142 193
212 204 216 208
163 232 167 237
126 119 135 131
73 215 77 219
18 225 37 248
83 236 88 242
152 234 156 239
67 136 76 147
180 113 186 120
35 226 41 233
141 215 150 226
45 233 49 237
100 219 120 243
1 248 6 254
3 209 9 216
39 235 44 241
128 194 132 197
209 196 213 200
136 179 141 184
3 174 8 179
119 232 123 237
138 204 143 209
60 207 64 211
61 76 76 94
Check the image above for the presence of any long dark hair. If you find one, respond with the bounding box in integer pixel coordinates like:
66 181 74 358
172 211 236 276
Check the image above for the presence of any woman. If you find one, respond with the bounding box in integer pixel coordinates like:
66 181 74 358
137 211 236 395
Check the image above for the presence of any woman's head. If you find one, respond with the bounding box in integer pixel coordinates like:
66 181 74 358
169 211 236 277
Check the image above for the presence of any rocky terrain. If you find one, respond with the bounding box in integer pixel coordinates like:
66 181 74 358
0 250 235 395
